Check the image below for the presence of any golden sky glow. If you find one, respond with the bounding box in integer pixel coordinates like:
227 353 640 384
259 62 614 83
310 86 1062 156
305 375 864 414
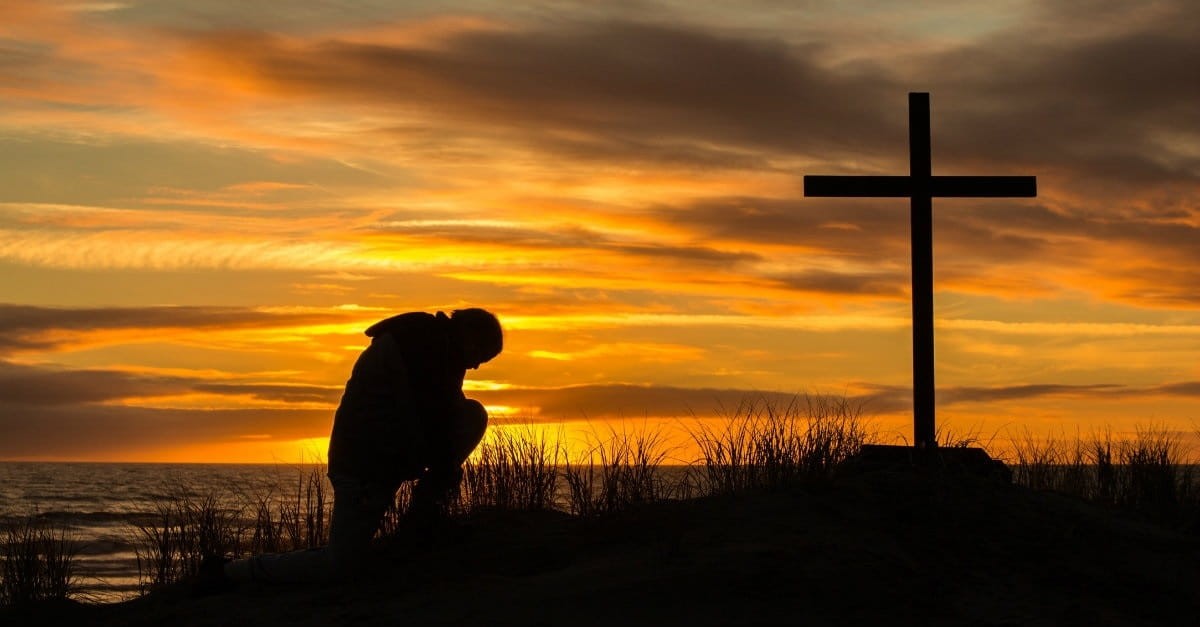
2 1 1199 462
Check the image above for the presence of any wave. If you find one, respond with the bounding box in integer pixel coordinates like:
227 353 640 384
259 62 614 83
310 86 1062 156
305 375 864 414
0 510 161 526
74 539 139 556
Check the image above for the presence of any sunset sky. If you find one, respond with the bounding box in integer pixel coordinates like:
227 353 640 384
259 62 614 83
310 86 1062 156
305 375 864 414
2 1 1198 462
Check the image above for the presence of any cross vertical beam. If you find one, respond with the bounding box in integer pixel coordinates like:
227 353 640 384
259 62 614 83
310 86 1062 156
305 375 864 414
803 92 1036 451
909 93 935 449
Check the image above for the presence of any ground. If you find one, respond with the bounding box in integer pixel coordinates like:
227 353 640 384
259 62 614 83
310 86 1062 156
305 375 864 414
12 465 1200 626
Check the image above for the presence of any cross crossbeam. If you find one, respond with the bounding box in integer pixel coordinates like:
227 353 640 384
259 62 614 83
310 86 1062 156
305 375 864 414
804 92 1036 450
804 176 1035 198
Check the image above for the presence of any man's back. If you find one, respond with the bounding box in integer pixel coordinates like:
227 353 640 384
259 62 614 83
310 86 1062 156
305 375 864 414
328 312 466 482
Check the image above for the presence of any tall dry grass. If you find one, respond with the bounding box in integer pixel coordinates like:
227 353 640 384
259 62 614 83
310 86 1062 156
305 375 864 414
561 425 677 516
114 399 874 593
689 394 871 495
248 466 330 554
376 482 415 538
132 464 332 591
1008 425 1198 529
100 403 1200 603
460 426 561 513
0 514 77 607
132 492 240 591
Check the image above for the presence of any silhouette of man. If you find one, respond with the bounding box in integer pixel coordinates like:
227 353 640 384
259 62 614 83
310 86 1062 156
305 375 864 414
221 308 503 584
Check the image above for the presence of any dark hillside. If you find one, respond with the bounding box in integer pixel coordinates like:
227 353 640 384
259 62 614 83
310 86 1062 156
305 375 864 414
15 467 1200 627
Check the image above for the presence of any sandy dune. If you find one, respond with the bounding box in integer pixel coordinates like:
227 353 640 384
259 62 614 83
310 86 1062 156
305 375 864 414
12 466 1200 626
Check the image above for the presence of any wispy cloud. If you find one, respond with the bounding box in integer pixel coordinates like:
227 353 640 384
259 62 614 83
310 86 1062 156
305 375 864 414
0 303 358 352
0 404 330 459
3 347 1200 458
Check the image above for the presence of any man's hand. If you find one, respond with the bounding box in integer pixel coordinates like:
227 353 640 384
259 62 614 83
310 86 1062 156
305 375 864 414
408 465 463 520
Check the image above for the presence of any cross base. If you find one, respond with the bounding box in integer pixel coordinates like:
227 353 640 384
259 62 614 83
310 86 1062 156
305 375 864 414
846 444 1011 483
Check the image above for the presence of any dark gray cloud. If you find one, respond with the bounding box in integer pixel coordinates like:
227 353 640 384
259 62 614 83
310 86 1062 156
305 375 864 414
650 192 1200 306
526 134 775 171
371 221 760 266
471 383 901 421
940 383 1125 404
159 8 1200 309
0 136 383 207
0 360 337 457
186 7 1200 187
954 203 1200 306
771 269 908 298
653 197 1053 264
191 382 342 404
0 375 884 457
5 366 1199 457
916 2 1200 187
190 20 900 168
0 361 187 405
0 405 331 459
478 378 1200 423
0 360 339 406
0 303 356 352
942 382 1200 404
651 196 1055 292
823 379 1200 408
1151 382 1200 398
653 197 909 252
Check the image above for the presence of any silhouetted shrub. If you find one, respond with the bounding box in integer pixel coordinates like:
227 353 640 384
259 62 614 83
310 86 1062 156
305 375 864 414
132 491 239 592
562 424 675 516
248 465 331 554
690 394 870 496
461 426 560 512
1008 425 1198 530
0 514 78 607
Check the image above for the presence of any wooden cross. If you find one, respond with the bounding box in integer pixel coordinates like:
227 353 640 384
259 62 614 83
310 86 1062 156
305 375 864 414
804 92 1036 450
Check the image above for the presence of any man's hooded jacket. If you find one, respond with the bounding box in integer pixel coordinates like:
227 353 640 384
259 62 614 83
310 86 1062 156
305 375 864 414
327 312 468 482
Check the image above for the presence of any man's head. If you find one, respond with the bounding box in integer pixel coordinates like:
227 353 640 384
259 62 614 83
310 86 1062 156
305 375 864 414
449 308 503 370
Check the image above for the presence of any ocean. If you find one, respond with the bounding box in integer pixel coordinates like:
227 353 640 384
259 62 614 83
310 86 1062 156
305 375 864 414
0 461 698 604
6 459 1182 605
0 462 325 603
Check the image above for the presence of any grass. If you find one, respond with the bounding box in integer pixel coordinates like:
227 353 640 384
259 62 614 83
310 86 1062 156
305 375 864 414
132 464 332 591
6 392 1198 611
562 424 677 516
248 465 330 554
19 399 1173 600
460 425 562 513
376 482 415 538
1006 424 1199 530
110 393 875 585
0 513 77 607
688 394 871 495
132 492 239 591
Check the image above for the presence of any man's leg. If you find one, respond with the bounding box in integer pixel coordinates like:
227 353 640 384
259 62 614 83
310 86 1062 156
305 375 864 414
325 474 401 578
410 399 488 516
224 474 398 583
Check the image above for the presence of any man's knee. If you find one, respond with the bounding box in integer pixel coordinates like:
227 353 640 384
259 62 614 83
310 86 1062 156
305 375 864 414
458 399 488 441
439 399 487 467
434 398 484 466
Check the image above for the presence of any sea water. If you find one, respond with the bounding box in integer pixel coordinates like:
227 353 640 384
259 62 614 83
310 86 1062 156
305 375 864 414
0 462 698 604
0 462 321 603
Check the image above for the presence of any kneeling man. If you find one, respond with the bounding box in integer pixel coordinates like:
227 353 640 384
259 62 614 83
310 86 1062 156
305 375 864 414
223 308 503 584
